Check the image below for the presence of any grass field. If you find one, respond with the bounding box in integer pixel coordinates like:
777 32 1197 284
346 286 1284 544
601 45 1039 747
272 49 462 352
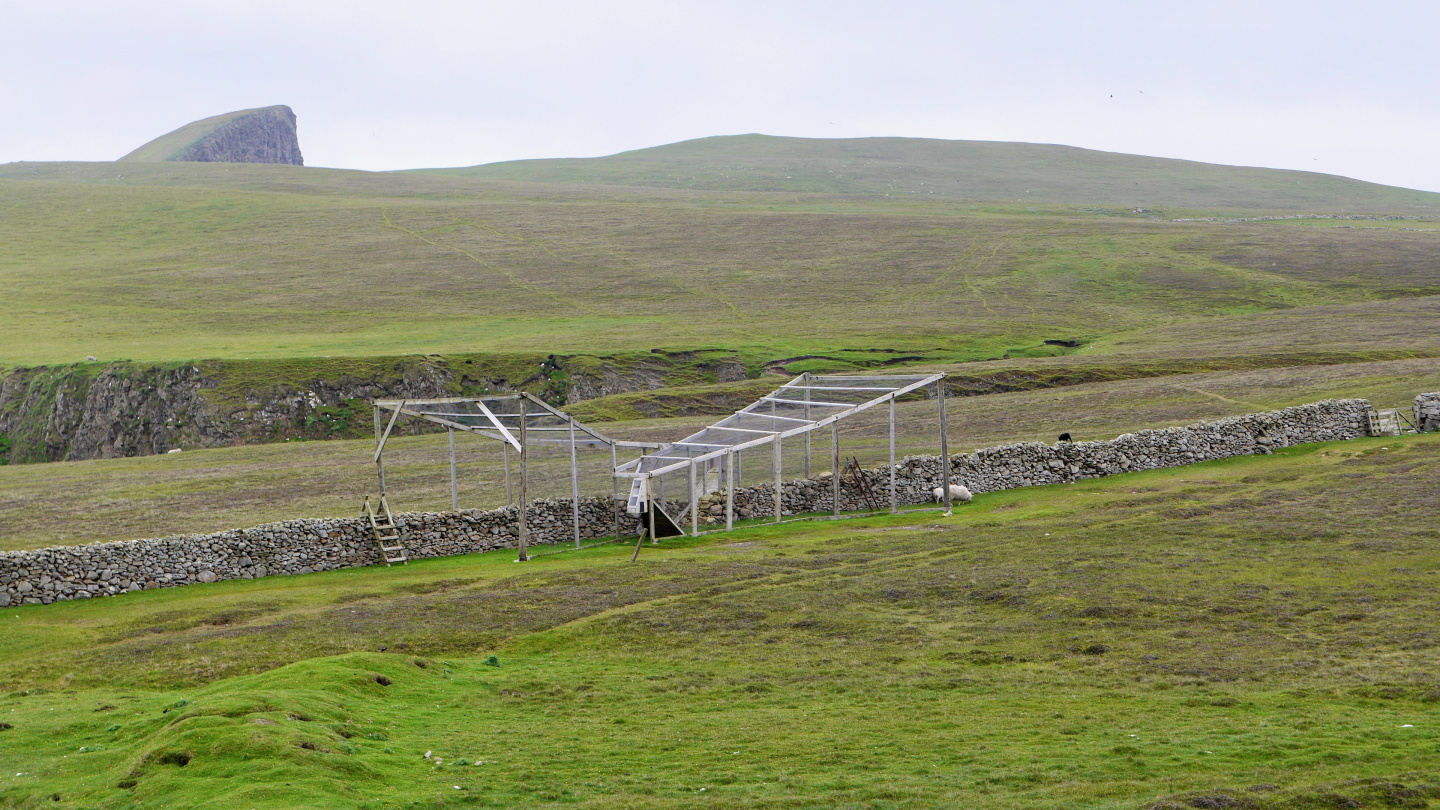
2 356 1434 552
5 130 1440 808
417 134 1440 212
2 144 1439 368
0 432 1435 807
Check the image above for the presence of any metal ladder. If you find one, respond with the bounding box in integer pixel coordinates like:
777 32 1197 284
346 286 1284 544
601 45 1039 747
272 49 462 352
362 495 408 566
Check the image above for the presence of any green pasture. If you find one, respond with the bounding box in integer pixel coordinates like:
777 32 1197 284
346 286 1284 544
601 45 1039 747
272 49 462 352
1 158 1438 367
0 434 1436 807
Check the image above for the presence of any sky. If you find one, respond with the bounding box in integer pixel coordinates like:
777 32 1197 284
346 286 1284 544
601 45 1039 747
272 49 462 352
3 1 1438 191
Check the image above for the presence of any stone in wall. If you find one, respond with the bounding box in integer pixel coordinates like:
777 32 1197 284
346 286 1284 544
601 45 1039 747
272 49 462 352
1417 393 1440 432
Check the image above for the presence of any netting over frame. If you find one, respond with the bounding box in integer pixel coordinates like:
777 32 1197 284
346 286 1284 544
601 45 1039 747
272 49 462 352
617 373 945 477
373 395 618 450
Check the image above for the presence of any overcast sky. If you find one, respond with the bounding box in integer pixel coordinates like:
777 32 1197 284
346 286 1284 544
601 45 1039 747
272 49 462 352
4 1 1438 191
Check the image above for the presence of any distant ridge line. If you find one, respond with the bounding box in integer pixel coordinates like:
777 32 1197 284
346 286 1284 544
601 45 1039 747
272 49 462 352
409 133 1438 212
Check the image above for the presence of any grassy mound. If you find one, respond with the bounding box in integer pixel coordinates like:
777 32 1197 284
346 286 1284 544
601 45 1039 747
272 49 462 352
1 433 1436 806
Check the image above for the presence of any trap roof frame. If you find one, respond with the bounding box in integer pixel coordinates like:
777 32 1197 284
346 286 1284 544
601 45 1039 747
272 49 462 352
371 393 659 561
614 372 952 538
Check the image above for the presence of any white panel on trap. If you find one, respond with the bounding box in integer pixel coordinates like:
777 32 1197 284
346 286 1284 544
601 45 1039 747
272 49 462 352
626 478 648 516
702 460 722 495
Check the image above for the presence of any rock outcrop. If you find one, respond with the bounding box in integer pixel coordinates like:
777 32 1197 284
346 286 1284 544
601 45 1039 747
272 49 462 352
0 352 750 464
120 105 303 165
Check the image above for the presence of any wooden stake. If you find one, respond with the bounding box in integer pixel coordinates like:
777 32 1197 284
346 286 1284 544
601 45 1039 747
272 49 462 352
631 528 648 562
831 423 840 517
611 443 620 542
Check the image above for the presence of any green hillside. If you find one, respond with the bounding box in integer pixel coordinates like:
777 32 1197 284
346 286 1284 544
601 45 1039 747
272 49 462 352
118 108 257 162
1 159 1438 367
0 433 1436 806
418 134 1440 212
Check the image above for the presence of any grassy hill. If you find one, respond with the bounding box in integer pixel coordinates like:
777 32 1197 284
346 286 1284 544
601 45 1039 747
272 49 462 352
418 134 1440 212
0 432 1435 806
117 108 258 163
1 157 1438 368
117 105 301 164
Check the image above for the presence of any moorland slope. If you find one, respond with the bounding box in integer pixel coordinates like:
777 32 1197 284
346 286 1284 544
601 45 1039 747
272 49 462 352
2 155 1438 367
0 433 1435 806
2 136 1437 464
420 133 1440 211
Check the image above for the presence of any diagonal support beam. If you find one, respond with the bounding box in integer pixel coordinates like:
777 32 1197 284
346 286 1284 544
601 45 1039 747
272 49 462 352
372 400 406 464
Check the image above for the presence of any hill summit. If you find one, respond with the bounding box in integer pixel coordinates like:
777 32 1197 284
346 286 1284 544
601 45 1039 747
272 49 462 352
120 105 303 165
419 133 1438 212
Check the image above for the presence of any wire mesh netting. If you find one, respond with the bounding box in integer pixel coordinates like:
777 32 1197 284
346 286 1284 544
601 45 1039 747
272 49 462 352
619 374 944 477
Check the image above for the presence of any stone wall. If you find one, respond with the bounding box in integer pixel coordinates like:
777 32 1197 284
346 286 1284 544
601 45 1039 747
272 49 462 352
0 498 641 607
704 398 1371 521
0 398 1372 607
1417 392 1440 432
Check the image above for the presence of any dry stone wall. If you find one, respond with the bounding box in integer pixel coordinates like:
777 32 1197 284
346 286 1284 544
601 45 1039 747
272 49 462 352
0 498 640 607
0 398 1372 607
705 398 1370 521
1417 392 1440 432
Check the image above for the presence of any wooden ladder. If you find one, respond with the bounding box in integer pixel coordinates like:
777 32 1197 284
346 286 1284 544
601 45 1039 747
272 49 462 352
844 457 881 512
362 495 408 566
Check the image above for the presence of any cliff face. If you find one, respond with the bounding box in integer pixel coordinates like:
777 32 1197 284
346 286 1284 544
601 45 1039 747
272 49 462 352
172 106 303 164
120 105 304 165
0 352 751 464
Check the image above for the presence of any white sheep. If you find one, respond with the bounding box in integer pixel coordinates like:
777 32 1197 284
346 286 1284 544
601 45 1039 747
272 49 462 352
931 483 972 504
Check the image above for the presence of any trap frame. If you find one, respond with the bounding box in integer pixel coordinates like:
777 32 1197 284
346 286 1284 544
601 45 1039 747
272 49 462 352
371 394 658 560
614 372 952 538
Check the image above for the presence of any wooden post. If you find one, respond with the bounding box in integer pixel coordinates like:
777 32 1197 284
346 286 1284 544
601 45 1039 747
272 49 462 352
647 475 657 544
735 448 742 490
690 459 699 536
569 417 581 549
448 427 458 511
373 400 404 500
374 405 386 497
831 423 840 517
503 442 512 506
803 372 812 478
938 377 951 514
725 450 735 532
611 443 620 542
773 436 782 523
889 395 897 514
517 399 529 562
